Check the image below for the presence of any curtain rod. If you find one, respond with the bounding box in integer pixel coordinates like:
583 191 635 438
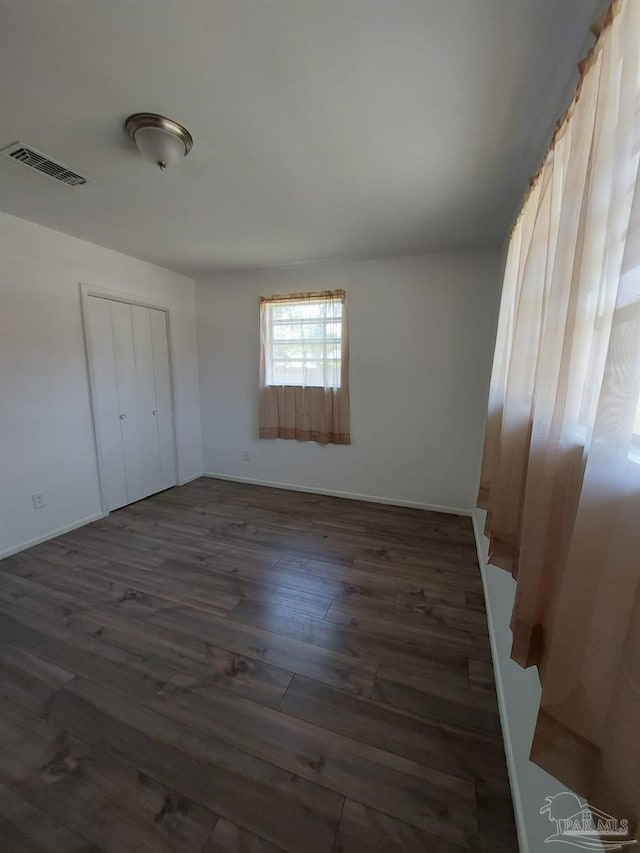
509 0 620 238
260 290 345 304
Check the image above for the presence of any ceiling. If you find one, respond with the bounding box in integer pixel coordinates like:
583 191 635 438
0 0 603 277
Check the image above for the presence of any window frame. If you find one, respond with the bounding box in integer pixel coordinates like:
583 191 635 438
261 290 346 389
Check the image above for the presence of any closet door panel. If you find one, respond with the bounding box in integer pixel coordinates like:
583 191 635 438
110 300 140 502
129 304 163 502
86 297 128 511
149 308 177 490
111 301 158 504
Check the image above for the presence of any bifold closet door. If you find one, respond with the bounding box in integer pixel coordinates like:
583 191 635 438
87 297 128 510
148 307 176 492
87 296 177 512
112 301 164 505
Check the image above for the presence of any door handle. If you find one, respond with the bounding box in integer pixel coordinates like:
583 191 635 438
119 413 127 420
152 410 158 416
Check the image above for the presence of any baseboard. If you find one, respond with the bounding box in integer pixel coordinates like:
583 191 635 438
0 511 106 560
177 471 203 486
202 471 471 517
471 511 529 853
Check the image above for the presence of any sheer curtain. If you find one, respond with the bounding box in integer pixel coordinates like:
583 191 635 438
259 290 350 444
479 0 640 827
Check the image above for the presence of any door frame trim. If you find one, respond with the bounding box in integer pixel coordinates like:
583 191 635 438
80 282 179 515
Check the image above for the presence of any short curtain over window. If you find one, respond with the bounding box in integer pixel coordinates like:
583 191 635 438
259 290 350 444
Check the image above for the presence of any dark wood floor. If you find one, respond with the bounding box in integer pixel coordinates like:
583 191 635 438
0 478 517 852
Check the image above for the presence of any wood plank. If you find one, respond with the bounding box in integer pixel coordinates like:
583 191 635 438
52 527 166 570
65 606 294 709
0 696 74 788
285 556 473 603
149 605 376 697
468 659 498 695
0 571 91 621
41 545 333 624
86 560 241 617
0 783 93 853
89 553 334 620
0 555 181 619
333 799 468 853
30 554 242 618
351 550 481 579
0 556 108 606
162 554 396 607
0 642 74 714
0 611 173 704
0 694 219 853
372 663 500 735
147 672 477 845
465 590 486 612
0 599 173 682
372 655 469 693
225 596 492 669
325 599 491 660
475 783 518 853
48 678 343 853
15 732 219 853
279 676 511 793
203 818 287 853
394 596 489 634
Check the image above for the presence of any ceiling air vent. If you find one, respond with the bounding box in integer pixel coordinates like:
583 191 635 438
0 141 90 187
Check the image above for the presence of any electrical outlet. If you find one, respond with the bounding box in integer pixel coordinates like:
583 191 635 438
242 450 252 462
32 492 45 509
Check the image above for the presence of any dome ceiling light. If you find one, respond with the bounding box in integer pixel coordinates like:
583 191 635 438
125 113 193 171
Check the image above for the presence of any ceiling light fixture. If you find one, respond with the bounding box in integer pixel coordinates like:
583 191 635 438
125 113 193 170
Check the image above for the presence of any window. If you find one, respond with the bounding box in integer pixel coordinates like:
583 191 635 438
258 290 350 445
263 292 343 387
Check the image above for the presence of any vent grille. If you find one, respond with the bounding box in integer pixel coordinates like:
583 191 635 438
0 141 90 187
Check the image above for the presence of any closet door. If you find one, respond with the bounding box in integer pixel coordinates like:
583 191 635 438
86 295 176 512
122 304 163 503
149 308 177 489
86 297 128 510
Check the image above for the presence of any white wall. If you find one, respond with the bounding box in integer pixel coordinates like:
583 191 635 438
196 251 500 512
0 211 202 558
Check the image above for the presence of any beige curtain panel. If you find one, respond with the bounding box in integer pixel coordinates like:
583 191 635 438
259 290 350 445
479 0 640 829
